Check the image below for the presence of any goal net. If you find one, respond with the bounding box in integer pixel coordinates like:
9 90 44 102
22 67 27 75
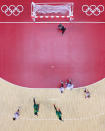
31 2 74 22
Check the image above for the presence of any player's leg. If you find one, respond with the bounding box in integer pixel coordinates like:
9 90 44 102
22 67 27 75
53 104 57 111
62 27 66 34
33 97 36 105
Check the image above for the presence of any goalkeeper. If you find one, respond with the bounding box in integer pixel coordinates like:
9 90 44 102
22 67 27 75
33 98 39 116
58 24 66 34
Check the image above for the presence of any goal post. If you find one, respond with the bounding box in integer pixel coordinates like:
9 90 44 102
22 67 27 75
31 2 74 22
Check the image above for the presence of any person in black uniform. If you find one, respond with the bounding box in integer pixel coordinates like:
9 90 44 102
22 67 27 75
58 24 66 34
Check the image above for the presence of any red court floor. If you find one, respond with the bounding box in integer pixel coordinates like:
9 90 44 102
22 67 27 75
0 0 105 88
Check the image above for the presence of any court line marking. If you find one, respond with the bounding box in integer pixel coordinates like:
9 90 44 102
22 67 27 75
0 78 105 90
34 2 73 4
8 98 105 121
8 112 105 121
0 21 105 23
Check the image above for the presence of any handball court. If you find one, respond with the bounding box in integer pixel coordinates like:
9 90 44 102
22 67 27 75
0 0 105 131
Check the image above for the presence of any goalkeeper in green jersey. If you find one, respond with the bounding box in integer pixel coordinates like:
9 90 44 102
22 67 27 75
53 104 63 121
33 98 39 116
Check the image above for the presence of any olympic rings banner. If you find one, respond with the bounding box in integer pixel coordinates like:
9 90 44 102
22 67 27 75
1 5 24 16
82 5 104 16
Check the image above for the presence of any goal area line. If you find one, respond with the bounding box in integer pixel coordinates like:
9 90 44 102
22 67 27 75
0 21 105 24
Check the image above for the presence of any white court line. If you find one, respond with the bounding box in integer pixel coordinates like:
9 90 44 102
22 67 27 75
0 21 105 23
0 77 105 90
8 112 104 121
34 2 73 4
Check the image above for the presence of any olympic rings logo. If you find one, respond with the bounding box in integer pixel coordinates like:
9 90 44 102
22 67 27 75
1 5 24 16
82 5 104 16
